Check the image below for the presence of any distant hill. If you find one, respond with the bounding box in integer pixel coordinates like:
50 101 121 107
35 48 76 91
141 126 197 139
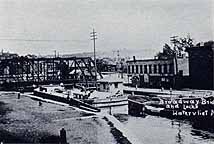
41 48 154 60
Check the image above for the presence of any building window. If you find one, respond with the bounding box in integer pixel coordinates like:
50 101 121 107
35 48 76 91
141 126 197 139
158 64 162 74
144 65 147 74
140 65 143 73
169 64 174 74
107 85 110 91
154 65 157 73
136 65 139 74
132 65 134 73
164 64 168 73
149 65 152 74
128 65 131 74
178 70 183 76
114 83 118 88
39 63 43 73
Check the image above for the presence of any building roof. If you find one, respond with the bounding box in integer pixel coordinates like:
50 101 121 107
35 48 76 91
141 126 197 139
186 46 214 52
126 58 173 63
97 75 123 83
186 41 214 52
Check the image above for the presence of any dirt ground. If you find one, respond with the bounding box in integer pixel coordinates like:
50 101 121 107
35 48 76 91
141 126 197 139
0 92 116 144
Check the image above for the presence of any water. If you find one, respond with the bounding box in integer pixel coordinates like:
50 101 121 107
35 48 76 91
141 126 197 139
101 105 129 115
115 114 214 144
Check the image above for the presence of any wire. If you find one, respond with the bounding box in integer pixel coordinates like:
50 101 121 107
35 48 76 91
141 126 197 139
0 38 89 43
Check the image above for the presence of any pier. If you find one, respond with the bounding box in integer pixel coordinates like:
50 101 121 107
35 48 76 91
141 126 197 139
124 87 214 97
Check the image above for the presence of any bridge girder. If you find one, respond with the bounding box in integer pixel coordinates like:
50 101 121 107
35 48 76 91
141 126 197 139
0 56 103 88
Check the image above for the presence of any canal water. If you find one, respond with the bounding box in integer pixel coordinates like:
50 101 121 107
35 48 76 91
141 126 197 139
115 114 214 144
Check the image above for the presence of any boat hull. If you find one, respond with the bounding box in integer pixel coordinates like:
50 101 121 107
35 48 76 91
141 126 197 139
33 89 100 112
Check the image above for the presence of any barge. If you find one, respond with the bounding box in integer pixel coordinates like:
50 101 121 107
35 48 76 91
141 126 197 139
33 75 128 113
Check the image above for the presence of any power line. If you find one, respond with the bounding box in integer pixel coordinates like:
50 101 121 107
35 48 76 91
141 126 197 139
0 38 88 43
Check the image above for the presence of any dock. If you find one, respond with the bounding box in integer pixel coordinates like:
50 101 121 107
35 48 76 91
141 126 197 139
124 87 214 97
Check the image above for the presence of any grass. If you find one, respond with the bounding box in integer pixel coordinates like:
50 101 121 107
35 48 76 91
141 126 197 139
0 93 116 144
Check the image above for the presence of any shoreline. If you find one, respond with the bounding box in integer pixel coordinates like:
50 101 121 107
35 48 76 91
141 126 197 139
103 116 132 144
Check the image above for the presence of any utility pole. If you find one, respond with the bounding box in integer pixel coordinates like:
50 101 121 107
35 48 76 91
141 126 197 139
117 50 120 61
117 50 120 77
170 36 178 89
90 29 98 88
113 50 115 56
170 36 178 75
54 50 57 58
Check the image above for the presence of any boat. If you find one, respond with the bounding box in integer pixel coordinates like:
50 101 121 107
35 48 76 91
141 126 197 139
88 75 128 108
144 100 165 115
33 85 101 112
70 75 128 114
142 94 214 119
33 75 128 113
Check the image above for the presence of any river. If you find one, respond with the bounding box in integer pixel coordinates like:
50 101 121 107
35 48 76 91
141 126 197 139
114 114 214 144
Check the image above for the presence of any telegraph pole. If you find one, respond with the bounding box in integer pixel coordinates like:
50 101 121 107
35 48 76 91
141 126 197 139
54 50 57 58
90 29 98 88
170 36 178 89
170 36 178 75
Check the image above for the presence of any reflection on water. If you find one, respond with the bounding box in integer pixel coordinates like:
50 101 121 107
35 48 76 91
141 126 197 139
114 114 214 144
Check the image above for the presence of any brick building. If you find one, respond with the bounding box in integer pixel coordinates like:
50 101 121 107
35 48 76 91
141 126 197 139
186 41 214 90
127 57 189 89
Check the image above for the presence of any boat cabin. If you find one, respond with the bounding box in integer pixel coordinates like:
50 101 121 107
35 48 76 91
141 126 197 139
97 76 123 93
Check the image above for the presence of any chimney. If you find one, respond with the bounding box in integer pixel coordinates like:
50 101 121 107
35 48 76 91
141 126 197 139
133 56 136 63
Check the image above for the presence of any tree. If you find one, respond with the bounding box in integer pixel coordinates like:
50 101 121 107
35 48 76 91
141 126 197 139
171 34 194 56
156 35 194 59
156 43 175 59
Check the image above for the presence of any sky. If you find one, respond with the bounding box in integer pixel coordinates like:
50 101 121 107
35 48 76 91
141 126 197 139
0 0 213 58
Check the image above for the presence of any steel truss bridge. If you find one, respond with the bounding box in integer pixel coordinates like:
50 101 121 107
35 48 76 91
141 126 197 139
0 56 102 90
